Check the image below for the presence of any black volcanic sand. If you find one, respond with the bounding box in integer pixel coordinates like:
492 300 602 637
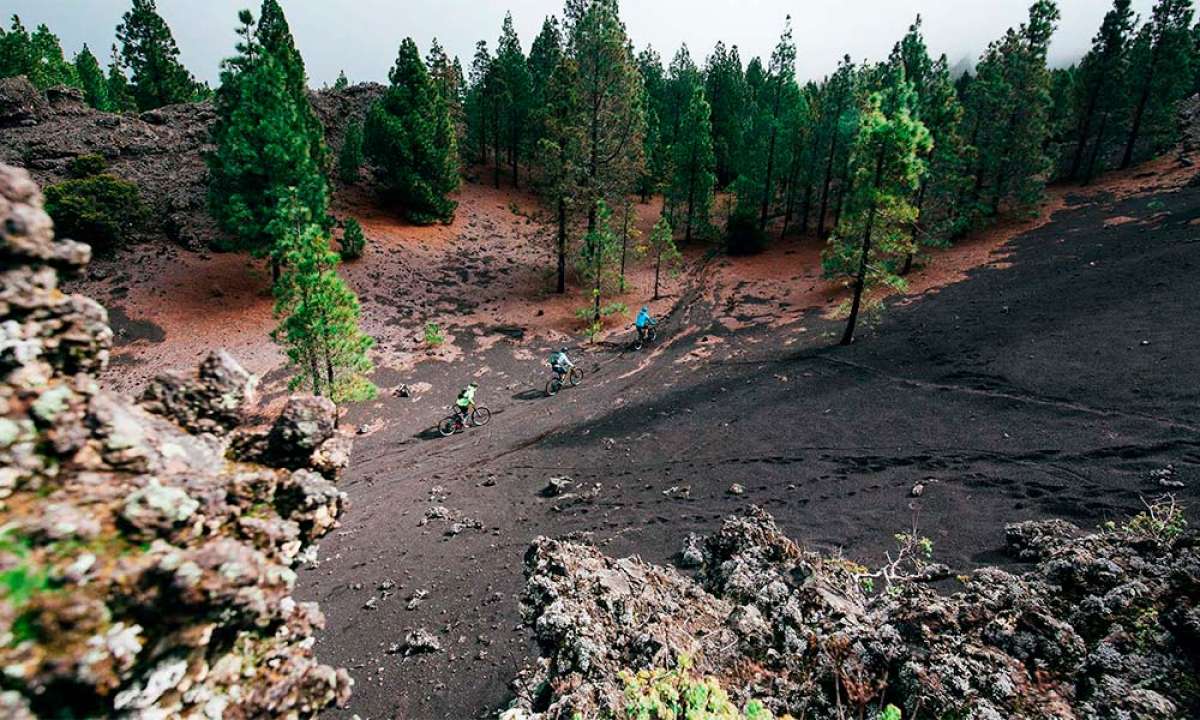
300 183 1200 719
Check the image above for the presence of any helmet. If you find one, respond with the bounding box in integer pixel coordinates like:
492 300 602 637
559 347 568 353
641 306 649 313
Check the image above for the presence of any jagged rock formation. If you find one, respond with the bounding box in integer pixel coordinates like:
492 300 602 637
0 163 354 717
0 76 384 250
507 507 1199 720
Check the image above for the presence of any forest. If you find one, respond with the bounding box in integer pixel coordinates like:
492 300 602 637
3 0 1197 394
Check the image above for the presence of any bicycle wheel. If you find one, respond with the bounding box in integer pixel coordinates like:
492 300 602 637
438 416 458 437
568 367 584 387
546 378 561 396
631 333 644 351
471 407 492 426
647 326 657 342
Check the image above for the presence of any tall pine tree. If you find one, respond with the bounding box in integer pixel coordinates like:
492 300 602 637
74 45 110 110
668 85 716 243
1069 0 1134 181
824 67 931 345
495 14 534 187
364 38 460 224
207 9 327 278
116 0 203 110
1121 0 1196 168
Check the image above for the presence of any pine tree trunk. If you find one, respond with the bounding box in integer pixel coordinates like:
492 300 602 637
1084 111 1111 185
759 90 781 231
271 257 280 285
654 251 661 300
685 153 697 244
833 153 854 230
511 122 520 188
818 99 845 237
800 183 813 235
841 151 885 347
622 203 631 276
556 197 567 294
1069 84 1101 181
1122 43 1160 170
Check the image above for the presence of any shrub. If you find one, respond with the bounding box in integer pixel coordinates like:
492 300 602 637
724 205 768 256
424 322 444 348
620 659 791 719
338 120 364 184
43 174 145 254
340 218 365 259
67 154 109 179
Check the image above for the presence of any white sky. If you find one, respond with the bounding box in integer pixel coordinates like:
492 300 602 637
8 0 1156 87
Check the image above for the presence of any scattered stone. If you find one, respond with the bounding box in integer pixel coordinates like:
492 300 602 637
910 482 925 497
677 533 704 568
403 629 442 655
727 483 745 496
542 476 573 497
363 597 378 610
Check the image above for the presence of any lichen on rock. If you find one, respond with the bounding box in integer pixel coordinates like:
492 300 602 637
508 507 1199 720
0 163 353 718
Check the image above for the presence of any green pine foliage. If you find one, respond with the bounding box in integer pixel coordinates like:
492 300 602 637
255 0 327 171
207 9 328 269
528 16 565 162
272 197 376 403
495 13 534 187
340 217 365 260
333 69 349 90
578 200 624 324
668 85 716 243
639 216 682 299
1121 0 1196 168
105 44 137 113
364 37 459 225
0 17 80 90
338 119 364 184
823 66 931 346
74 45 110 110
116 0 204 110
1067 0 1136 182
44 159 145 255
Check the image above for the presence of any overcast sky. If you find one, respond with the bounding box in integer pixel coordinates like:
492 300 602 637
10 0 1155 88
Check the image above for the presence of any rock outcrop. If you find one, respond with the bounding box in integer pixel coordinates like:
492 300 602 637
0 78 384 250
507 507 1199 720
0 163 353 717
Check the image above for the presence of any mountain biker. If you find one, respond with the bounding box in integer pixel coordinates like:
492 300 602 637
635 306 657 342
548 347 574 381
454 382 478 425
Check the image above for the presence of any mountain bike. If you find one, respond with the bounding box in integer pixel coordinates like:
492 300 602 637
631 324 657 351
545 366 584 396
438 405 492 436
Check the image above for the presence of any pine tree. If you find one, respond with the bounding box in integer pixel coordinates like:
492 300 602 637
364 38 459 225
894 18 970 268
564 0 646 320
664 45 702 150
106 44 137 113
668 85 716 243
0 18 79 90
465 41 495 166
427 39 464 141
338 119 364 184
639 216 681 299
116 0 203 110
0 16 32 80
30 24 79 89
636 46 669 200
495 14 534 187
272 196 376 403
538 54 585 295
75 45 110 110
577 200 623 328
705 42 749 188
333 69 349 90
816 56 858 237
207 9 327 277
823 68 931 345
255 0 326 172
963 1 1059 220
528 16 565 158
340 217 365 259
779 83 816 236
1070 0 1134 181
1121 0 1196 168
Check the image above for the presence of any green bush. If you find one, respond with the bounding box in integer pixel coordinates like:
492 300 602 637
340 218 365 259
620 660 789 719
424 322 444 348
44 174 145 254
724 206 768 256
67 154 109 179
